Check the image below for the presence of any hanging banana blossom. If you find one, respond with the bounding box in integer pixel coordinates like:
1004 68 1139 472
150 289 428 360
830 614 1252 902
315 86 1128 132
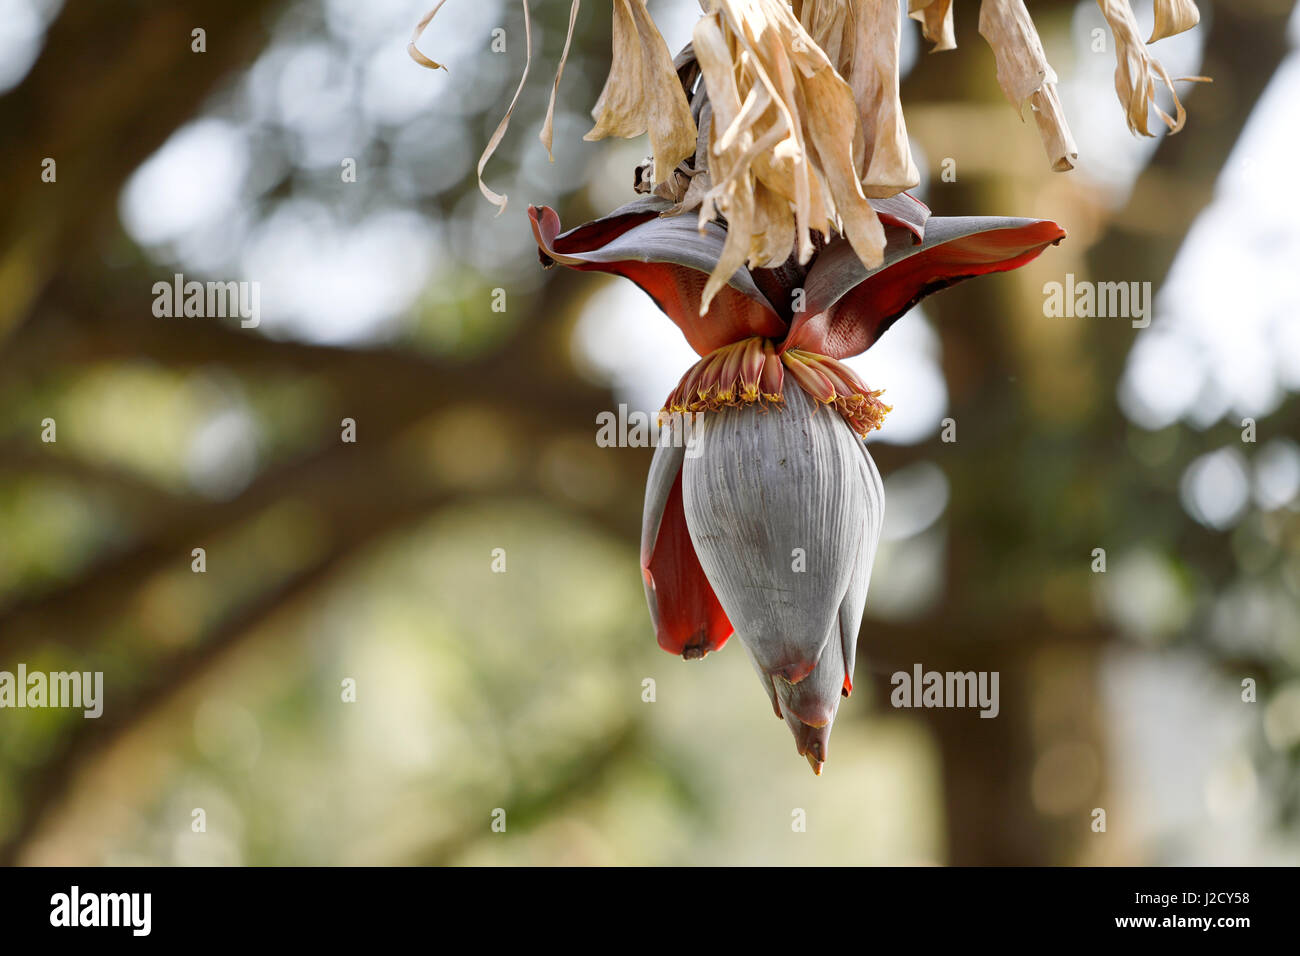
410 0 1203 772
532 191 1063 772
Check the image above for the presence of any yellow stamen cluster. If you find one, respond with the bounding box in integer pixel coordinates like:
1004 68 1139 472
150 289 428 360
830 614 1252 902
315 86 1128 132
661 338 891 439
782 348 892 438
663 338 784 418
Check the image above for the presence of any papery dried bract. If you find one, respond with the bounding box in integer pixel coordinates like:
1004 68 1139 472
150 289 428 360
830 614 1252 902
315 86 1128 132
586 0 698 186
407 0 451 70
693 0 895 314
846 0 921 197
408 0 536 213
792 0 924 192
908 0 956 53
1149 0 1201 44
1095 0 1205 136
415 0 1207 218
979 0 1079 171
791 0 854 65
540 0 582 160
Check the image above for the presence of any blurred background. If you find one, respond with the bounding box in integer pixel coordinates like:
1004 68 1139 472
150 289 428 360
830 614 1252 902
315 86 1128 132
0 0 1297 865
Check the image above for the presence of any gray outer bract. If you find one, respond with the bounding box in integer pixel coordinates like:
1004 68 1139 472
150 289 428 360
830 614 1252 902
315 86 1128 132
681 384 885 764
774 439 883 764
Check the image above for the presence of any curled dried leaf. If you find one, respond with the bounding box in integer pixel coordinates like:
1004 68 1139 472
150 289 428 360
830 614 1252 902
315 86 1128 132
792 0 920 196
585 0 698 186
693 0 893 313
848 0 921 197
1096 0 1209 136
540 0 582 161
1149 0 1200 44
1030 83 1079 172
407 0 451 70
409 0 534 214
908 0 956 54
978 0 1079 171
791 0 854 66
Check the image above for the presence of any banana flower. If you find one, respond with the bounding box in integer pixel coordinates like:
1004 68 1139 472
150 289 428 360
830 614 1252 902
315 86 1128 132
532 194 1063 771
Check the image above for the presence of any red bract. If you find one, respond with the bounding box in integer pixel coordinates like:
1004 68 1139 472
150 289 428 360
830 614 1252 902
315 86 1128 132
640 443 733 659
530 194 1064 359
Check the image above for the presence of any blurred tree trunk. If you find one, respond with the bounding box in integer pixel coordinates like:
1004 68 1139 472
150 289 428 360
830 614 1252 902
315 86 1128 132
875 0 1296 865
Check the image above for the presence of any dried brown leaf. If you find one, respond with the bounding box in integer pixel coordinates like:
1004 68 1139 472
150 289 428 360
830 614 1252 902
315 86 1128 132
540 0 582 161
978 0 1079 171
848 0 921 197
1096 0 1207 136
1150 0 1200 44
409 0 534 214
692 0 897 312
407 0 451 70
585 0 697 186
908 0 956 53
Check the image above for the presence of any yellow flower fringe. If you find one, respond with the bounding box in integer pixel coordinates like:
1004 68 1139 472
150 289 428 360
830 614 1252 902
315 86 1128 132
662 337 891 439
